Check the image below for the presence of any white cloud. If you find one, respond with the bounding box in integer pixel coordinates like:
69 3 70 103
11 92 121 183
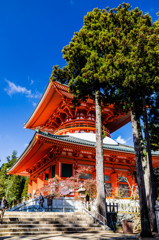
27 91 42 99
30 79 34 85
4 79 42 100
32 102 37 107
4 80 31 96
116 136 126 144
115 136 133 145
28 75 34 85
126 137 132 143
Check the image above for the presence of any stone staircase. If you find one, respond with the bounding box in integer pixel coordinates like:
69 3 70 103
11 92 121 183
0 211 105 236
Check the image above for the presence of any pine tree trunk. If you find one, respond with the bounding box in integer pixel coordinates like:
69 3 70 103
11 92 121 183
142 96 157 232
95 90 106 219
130 103 152 237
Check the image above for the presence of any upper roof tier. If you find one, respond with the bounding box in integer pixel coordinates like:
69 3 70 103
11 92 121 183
25 81 131 135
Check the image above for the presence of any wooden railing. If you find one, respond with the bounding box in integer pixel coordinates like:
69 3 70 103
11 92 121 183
106 199 140 213
82 201 107 226
82 201 118 232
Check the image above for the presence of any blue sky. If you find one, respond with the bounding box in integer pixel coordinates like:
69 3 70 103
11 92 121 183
0 0 158 165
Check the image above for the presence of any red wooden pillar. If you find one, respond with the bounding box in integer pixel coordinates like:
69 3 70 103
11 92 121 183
37 176 43 190
55 161 60 178
110 172 118 197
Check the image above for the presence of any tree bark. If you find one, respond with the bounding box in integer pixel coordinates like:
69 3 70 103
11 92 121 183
130 102 152 237
142 96 157 232
95 90 106 219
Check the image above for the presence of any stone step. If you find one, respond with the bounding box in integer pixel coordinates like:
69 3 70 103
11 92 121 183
0 230 101 236
4 213 90 218
2 219 94 224
0 226 100 232
5 211 82 216
2 218 92 223
0 223 100 228
4 215 86 218
0 211 106 236
3 218 90 221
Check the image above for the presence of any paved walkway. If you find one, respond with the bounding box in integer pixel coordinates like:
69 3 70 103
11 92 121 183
0 232 158 240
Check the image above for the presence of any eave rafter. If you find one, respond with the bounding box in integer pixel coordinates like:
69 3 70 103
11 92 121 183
43 102 67 130
85 106 92 118
27 145 63 179
43 98 77 132
103 154 135 166
102 107 120 125
61 99 74 118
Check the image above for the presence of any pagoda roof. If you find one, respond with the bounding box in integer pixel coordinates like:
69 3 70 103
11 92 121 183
24 81 131 133
8 130 159 176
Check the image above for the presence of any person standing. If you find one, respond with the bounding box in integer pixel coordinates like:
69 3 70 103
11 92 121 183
1 196 8 209
0 196 7 223
36 193 45 212
47 196 52 212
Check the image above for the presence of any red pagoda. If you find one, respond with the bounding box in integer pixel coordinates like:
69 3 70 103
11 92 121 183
8 81 159 198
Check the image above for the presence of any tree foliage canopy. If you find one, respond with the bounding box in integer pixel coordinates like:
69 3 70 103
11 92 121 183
0 151 27 205
51 4 159 234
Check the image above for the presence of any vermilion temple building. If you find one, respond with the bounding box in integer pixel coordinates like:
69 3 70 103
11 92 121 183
8 81 159 198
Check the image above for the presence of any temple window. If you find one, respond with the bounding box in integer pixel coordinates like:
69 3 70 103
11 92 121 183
104 175 110 181
118 176 129 197
119 184 129 198
87 113 95 120
52 165 55 178
45 174 49 181
76 113 80 119
118 176 127 183
80 173 92 179
62 164 72 177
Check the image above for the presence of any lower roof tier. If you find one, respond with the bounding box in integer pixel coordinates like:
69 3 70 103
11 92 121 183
8 130 159 178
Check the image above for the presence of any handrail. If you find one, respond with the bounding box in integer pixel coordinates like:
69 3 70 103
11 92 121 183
82 202 107 226
8 197 40 211
82 201 116 232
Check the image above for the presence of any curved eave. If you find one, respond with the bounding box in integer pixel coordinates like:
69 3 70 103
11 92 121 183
107 112 131 134
7 133 37 176
24 81 65 130
24 81 52 129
